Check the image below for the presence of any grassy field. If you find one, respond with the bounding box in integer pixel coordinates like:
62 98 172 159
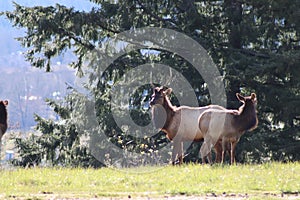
0 162 299 199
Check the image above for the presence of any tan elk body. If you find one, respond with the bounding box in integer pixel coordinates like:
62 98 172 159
199 93 258 164
150 87 225 164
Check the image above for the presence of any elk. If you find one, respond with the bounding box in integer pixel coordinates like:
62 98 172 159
213 137 238 164
149 86 225 165
199 93 258 164
0 100 8 158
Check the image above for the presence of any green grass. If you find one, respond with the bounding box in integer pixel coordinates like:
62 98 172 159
0 162 299 199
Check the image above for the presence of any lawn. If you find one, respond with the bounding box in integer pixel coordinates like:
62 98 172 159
0 162 299 199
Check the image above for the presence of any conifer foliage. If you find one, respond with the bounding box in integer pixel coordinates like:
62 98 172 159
3 0 300 166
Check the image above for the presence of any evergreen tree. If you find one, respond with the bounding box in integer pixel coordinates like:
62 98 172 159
3 0 300 166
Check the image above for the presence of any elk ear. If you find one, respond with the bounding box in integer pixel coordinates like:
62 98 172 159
153 87 159 92
251 93 256 100
236 93 245 102
164 88 173 96
162 86 169 91
151 84 156 91
2 100 8 106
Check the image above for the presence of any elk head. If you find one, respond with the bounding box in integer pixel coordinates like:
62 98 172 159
236 93 257 110
149 86 172 107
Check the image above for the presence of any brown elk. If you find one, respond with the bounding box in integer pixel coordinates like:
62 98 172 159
0 100 8 158
199 93 258 164
214 137 238 164
149 86 226 165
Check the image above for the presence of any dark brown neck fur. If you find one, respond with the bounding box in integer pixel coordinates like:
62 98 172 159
162 97 176 130
234 101 258 132
152 96 176 131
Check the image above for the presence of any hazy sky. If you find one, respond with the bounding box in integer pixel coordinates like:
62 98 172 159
0 0 97 58
0 0 96 11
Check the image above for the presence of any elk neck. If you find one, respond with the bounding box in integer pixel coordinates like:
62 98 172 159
161 96 176 130
234 101 258 131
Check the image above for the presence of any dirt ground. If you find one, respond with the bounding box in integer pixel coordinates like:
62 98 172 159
98 193 298 200
4 192 298 200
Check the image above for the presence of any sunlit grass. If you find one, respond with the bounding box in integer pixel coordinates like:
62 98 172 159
0 162 299 199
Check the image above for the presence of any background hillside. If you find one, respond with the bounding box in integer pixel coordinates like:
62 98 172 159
0 0 95 130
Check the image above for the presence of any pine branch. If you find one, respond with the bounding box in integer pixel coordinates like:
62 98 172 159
57 26 95 50
136 0 178 28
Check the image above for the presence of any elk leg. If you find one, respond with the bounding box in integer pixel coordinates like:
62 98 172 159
214 139 222 163
221 151 225 164
201 153 211 164
201 153 206 164
178 141 183 165
200 144 207 164
207 151 212 164
221 138 226 164
200 137 213 164
230 141 237 165
171 145 177 165
171 138 182 165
